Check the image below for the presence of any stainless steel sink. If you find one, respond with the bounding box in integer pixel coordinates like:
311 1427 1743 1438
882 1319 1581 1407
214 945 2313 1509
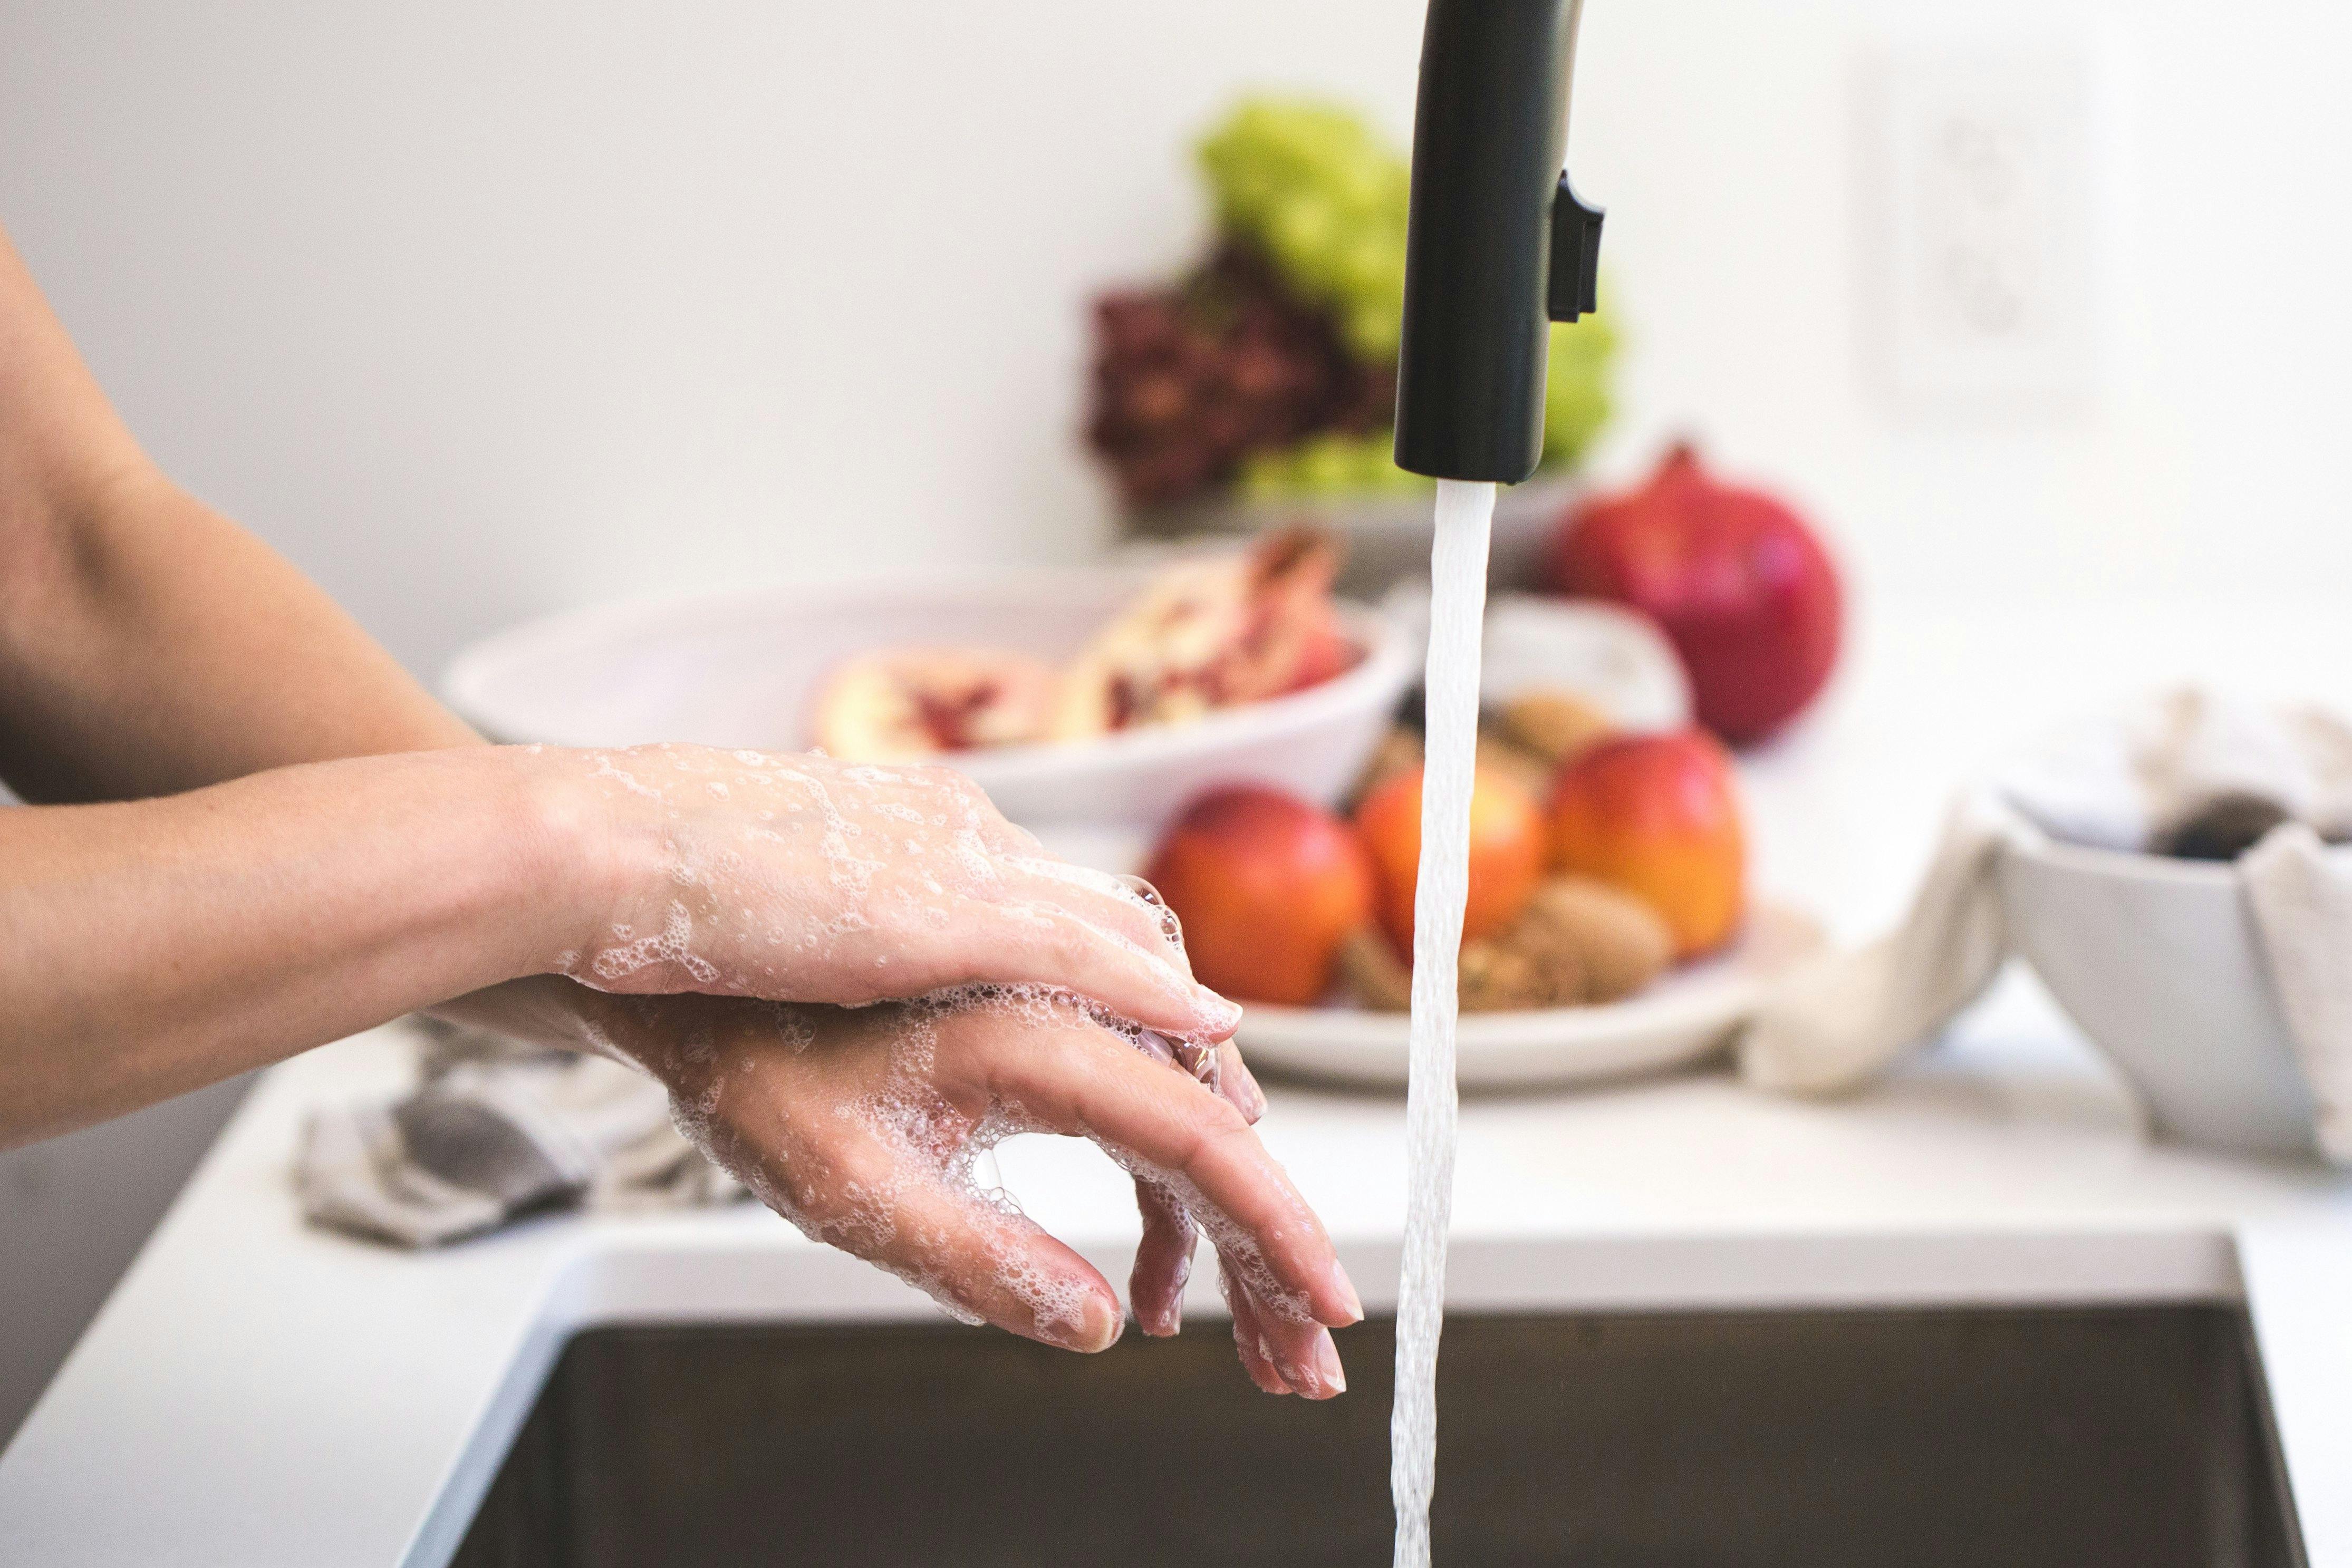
451 1304 2302 1567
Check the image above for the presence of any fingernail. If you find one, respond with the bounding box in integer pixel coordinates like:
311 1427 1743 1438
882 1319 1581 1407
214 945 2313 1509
1327 1260 1365 1324
1232 1064 1268 1121
1056 1292 1122 1353
1195 988 1244 1033
1314 1330 1347 1395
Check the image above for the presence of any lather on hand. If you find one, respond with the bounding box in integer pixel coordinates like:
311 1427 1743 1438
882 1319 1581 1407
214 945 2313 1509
599 988 1361 1397
0 214 1344 1396
542 742 1243 1042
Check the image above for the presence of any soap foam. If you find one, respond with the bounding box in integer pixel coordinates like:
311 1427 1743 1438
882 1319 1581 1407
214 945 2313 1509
553 744 1267 1350
587 902 720 986
567 746 1116 999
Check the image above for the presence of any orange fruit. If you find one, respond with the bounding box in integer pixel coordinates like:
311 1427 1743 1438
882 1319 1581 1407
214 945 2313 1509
1354 765 1547 957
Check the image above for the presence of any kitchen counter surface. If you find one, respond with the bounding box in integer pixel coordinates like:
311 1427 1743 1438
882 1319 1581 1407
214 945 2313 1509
5 595 2352 1565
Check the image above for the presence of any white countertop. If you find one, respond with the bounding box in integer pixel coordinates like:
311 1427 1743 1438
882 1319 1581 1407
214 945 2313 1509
5 594 2352 1564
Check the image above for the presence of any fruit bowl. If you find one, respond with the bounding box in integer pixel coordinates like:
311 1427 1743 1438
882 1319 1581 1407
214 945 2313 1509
441 568 1416 844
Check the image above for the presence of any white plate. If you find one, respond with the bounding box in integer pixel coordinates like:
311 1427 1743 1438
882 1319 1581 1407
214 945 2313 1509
1234 901 1825 1090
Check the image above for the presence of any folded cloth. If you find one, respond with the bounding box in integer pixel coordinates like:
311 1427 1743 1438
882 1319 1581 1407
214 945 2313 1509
1734 689 2352 1164
2242 827 2352 1162
1734 789 2022 1096
297 1018 744 1247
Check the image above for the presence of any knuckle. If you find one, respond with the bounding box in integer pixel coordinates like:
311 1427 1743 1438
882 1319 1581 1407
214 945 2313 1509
1044 919 1104 972
1177 1095 1252 1168
932 767 985 800
779 1137 882 1218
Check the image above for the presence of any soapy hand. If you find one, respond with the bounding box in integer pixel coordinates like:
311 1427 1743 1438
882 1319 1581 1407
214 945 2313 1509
539 745 1240 1042
604 986 1362 1397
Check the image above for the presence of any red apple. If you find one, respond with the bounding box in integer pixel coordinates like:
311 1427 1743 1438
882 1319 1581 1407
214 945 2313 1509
1548 729 1746 958
1549 443 1841 746
1144 786 1375 1005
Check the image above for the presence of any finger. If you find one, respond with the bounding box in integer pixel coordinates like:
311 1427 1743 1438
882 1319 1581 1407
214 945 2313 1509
773 1127 1126 1355
1004 856 1197 976
1130 1176 1197 1338
985 1022 1361 1328
1222 1267 1293 1395
899 1184 1125 1354
1215 1038 1268 1124
1161 1032 1263 1125
1223 1253 1346 1399
961 897 1240 1040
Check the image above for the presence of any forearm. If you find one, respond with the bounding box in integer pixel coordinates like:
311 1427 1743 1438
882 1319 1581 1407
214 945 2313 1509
0 225 631 1120
0 747 601 1146
0 224 1226 1149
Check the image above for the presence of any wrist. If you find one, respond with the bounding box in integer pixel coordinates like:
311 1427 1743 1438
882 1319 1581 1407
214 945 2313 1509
502 745 651 975
556 985 729 1083
430 974 693 1075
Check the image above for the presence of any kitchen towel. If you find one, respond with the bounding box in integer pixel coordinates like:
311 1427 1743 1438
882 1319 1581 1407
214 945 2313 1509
297 1018 743 1247
1735 688 2352 1164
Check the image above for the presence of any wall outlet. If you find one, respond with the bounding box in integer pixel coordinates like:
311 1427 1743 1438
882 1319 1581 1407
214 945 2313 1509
1861 41 2106 411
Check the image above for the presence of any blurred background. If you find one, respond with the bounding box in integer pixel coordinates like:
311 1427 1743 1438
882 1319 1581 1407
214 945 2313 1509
5 0 2348 671
4 0 2347 1441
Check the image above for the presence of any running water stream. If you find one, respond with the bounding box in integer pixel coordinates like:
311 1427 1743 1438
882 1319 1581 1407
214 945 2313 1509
1389 477 1497 1568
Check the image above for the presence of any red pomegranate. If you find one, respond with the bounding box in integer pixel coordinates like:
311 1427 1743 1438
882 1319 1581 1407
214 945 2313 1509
1549 443 1842 746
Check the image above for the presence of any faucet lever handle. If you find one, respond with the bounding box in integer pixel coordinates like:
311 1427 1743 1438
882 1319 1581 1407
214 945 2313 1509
1547 172 1605 323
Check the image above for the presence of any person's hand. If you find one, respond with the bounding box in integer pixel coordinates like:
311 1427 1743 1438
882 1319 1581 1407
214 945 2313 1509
534 745 1239 1041
602 986 1362 1397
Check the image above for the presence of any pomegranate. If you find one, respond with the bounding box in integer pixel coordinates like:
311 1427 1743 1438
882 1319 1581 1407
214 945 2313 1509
810 649 1058 761
1053 528 1359 739
1549 444 1841 746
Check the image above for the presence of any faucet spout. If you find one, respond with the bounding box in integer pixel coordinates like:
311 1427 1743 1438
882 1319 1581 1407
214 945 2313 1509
1393 0 1601 484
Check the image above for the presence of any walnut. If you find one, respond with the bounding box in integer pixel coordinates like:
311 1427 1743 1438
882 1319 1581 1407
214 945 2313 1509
1461 931 1582 1011
1516 877 1672 1002
1337 878 1672 1016
1474 731 1556 804
1499 690 1614 765
1335 927 1413 1012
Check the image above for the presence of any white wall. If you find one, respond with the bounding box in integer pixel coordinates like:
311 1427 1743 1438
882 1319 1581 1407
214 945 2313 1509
1577 0 2352 618
6 2 2346 685
1 0 1435 675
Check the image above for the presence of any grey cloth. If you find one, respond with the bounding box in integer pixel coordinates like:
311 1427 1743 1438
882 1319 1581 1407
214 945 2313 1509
296 1019 744 1247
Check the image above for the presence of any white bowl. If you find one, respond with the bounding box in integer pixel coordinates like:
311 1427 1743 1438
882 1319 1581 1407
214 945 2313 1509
441 568 1415 845
1997 836 2324 1156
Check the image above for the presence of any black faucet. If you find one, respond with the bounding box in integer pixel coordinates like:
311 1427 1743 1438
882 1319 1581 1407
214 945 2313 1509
1393 0 1603 485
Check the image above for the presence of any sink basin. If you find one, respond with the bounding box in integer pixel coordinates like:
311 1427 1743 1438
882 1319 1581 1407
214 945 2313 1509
451 1304 2302 1568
